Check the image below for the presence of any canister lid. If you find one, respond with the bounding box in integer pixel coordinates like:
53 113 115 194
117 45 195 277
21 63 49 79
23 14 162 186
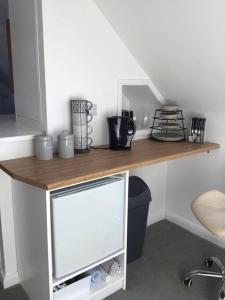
34 131 53 142
58 130 74 141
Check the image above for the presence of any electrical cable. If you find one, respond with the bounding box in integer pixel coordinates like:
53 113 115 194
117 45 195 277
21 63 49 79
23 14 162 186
90 146 109 150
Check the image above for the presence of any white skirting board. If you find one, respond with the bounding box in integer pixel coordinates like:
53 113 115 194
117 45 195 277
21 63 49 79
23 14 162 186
166 210 225 249
0 269 19 289
147 209 225 249
147 208 165 226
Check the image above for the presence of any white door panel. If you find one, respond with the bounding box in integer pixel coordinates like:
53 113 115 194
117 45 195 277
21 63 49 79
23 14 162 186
51 177 125 278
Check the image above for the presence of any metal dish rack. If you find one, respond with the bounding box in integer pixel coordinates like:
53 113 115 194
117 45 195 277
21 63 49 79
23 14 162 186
150 109 186 141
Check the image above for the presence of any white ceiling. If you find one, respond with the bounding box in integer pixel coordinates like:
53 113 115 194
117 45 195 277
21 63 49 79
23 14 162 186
95 0 225 113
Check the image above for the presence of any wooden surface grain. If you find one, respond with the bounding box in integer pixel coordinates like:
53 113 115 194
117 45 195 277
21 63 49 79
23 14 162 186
0 139 220 190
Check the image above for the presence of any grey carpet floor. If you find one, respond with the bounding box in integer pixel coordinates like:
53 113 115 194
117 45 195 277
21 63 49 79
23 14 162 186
1 220 225 300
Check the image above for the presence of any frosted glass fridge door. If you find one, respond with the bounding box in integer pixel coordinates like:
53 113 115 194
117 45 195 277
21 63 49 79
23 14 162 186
51 178 125 278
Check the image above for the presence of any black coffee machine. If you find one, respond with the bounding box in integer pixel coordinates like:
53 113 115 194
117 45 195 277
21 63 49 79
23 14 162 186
107 116 136 150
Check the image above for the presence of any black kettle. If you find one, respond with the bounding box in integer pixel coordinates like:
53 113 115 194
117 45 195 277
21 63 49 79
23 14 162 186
107 116 136 150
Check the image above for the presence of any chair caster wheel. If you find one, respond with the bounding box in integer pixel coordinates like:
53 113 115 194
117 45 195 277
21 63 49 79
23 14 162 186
183 278 192 287
204 257 213 268
219 291 225 300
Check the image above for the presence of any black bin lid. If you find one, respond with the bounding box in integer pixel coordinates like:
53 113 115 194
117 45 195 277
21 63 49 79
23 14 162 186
128 176 152 209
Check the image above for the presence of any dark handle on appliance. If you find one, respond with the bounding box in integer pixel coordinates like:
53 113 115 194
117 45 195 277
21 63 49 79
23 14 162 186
128 118 136 136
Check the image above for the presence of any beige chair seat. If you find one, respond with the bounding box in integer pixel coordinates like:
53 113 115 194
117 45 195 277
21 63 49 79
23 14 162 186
192 190 225 237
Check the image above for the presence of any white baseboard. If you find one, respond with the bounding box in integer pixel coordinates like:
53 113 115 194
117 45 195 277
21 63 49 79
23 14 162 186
166 210 225 249
147 208 165 226
0 269 19 289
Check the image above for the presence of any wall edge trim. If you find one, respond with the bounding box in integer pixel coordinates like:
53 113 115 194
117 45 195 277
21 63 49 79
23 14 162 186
166 210 225 249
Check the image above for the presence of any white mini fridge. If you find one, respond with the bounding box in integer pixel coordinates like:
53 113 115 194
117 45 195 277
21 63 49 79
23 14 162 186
51 176 125 279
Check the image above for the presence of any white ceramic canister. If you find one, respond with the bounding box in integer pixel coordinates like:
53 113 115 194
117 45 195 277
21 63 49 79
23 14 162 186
34 132 53 160
58 130 74 159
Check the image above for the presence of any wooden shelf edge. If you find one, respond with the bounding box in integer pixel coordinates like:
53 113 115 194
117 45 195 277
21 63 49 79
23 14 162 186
36 142 221 190
0 140 220 191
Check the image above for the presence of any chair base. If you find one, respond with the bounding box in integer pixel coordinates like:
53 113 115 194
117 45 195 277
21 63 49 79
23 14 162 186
183 257 225 300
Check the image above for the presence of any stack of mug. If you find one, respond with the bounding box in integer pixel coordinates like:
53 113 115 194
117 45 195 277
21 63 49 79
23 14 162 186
71 100 93 152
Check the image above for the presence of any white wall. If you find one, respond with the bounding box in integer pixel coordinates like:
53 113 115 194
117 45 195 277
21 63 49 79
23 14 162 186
41 0 149 146
95 0 225 247
8 0 47 130
41 0 167 226
95 0 225 110
0 0 166 288
166 110 225 247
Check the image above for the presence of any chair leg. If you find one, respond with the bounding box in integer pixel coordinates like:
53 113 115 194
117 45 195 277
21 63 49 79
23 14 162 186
184 256 225 291
205 257 225 274
184 269 223 287
218 280 225 300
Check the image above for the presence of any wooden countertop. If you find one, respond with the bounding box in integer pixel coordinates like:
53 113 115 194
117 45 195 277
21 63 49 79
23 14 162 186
0 139 220 190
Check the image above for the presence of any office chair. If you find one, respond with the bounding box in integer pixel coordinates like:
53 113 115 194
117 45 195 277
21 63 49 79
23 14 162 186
183 190 225 300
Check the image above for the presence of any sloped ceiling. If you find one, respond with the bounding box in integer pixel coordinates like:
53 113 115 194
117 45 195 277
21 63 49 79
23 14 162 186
95 0 225 112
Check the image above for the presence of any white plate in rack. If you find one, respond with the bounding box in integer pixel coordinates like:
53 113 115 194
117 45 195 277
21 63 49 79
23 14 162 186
151 132 184 142
159 123 181 130
162 105 179 112
159 112 179 120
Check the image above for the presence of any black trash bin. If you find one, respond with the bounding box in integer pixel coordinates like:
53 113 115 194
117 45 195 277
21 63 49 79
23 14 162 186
127 176 152 263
